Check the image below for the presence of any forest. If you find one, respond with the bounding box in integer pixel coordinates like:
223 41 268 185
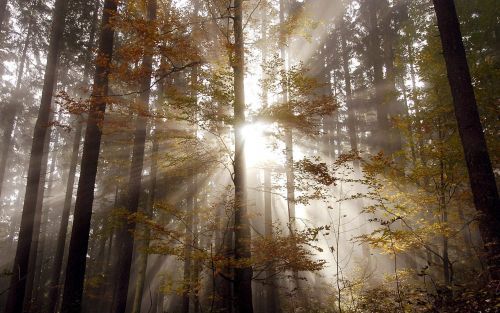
0 0 498 312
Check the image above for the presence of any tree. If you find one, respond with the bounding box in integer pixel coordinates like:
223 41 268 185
60 0 118 311
232 1 253 312
112 1 157 312
46 1 100 311
4 0 68 311
363 0 390 153
432 0 500 280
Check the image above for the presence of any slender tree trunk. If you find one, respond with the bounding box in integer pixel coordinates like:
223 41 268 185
32 130 59 310
400 80 417 163
182 175 195 313
23 123 51 312
97 226 116 313
339 17 358 168
279 0 303 303
261 9 278 311
191 188 202 313
130 135 158 313
46 117 82 313
432 0 500 280
278 0 295 235
131 28 161 313
232 1 253 312
7 191 23 249
60 0 118 311
366 0 390 152
214 196 233 313
0 104 16 202
457 206 474 259
0 0 7 34
264 169 279 313
4 0 68 311
45 3 98 307
112 1 156 312
437 121 451 286
0 15 32 205
381 8 403 153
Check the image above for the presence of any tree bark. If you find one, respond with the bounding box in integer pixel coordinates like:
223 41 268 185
60 0 118 311
4 0 68 311
232 1 253 312
432 0 500 280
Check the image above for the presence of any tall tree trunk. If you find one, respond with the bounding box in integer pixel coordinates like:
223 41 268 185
232 1 253 312
131 22 161 313
0 0 7 34
60 0 118 311
365 0 390 152
279 0 303 303
279 0 295 235
261 9 278 311
46 117 82 313
4 0 68 311
112 1 156 312
214 197 233 313
432 0 500 280
23 122 51 312
339 17 358 168
264 169 279 313
32 130 60 310
181 175 195 313
0 15 33 205
0 104 16 202
45 2 98 306
381 6 402 153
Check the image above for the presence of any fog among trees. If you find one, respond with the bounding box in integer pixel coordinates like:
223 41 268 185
0 0 498 312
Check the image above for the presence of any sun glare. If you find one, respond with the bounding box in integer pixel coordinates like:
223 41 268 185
241 122 277 167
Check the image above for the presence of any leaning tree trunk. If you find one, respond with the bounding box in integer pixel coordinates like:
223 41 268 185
232 1 253 312
112 1 156 312
60 0 118 312
4 0 68 311
432 0 500 280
